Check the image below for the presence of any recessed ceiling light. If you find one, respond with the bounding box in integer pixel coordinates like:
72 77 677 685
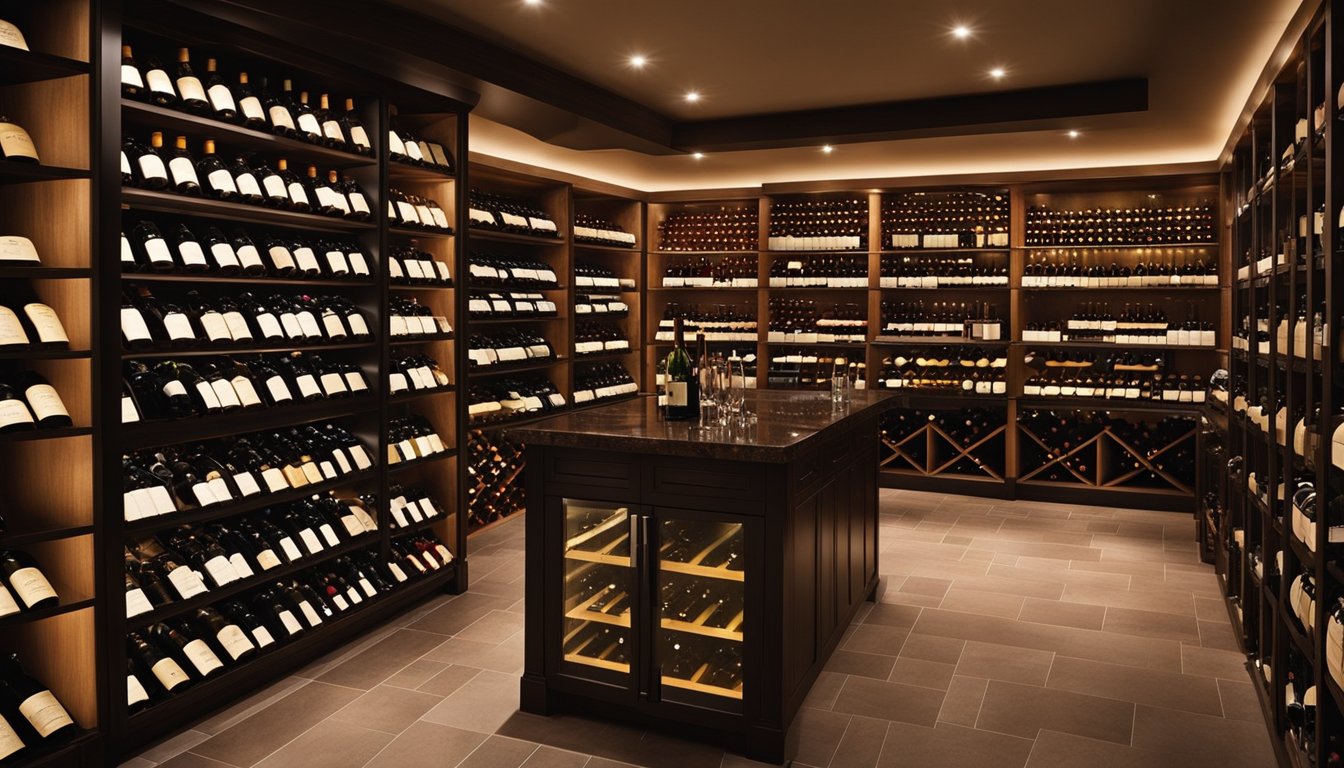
952 25 971 39
684 90 701 103
692 152 705 160
628 54 647 69
1067 130 1080 139
523 0 542 5
989 67 1005 79
821 145 834 154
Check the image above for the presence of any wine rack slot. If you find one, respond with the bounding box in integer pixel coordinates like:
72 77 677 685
1018 410 1197 494
0 181 90 270
879 408 1007 482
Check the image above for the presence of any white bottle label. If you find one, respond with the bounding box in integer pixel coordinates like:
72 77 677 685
320 373 347 397
210 243 241 270
176 76 207 103
348 250 369 275
297 311 322 338
168 156 200 188
348 445 372 470
217 625 255 660
127 673 149 708
346 314 370 337
147 485 177 515
667 381 688 407
297 113 322 137
209 379 241 410
0 236 39 264
8 566 54 608
262 174 288 200
24 383 69 423
261 467 289 492
286 182 308 208
166 566 208 599
359 578 376 597
340 513 365 538
203 555 238 586
0 397 32 434
239 96 264 121
267 245 296 271
387 562 409 582
396 200 419 224
236 172 263 199
264 375 293 404
254 311 283 339
322 120 346 143
121 151 133 178
207 83 237 113
0 122 38 161
296 374 322 400
293 246 320 273
319 523 340 546
251 626 276 648
321 313 346 338
298 600 323 626
163 312 194 341
125 587 154 617
324 250 349 275
0 582 20 617
227 553 254 579
0 307 28 346
255 549 282 570
269 106 296 131
278 610 303 635
121 64 145 89
429 207 450 230
348 192 371 215
207 169 238 195
19 691 73 737
222 311 251 342
174 242 207 270
278 536 303 561
151 657 190 691
120 307 151 343
183 639 224 676
144 237 174 266
299 528 324 554
137 153 167 181
194 380 222 411
330 593 349 611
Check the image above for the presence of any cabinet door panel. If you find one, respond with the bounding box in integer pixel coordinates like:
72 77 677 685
555 498 638 692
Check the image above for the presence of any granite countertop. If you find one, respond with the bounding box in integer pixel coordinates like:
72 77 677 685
506 390 894 462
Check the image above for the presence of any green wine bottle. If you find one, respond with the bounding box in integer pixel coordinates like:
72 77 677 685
664 316 695 421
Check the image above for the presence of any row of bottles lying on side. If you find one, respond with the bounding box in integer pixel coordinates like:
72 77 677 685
466 428 525 528
1022 304 1215 346
1018 410 1196 487
766 352 865 390
766 199 867 251
877 349 1007 394
1021 252 1218 287
1022 351 1207 402
1024 202 1216 246
767 300 866 343
468 190 558 238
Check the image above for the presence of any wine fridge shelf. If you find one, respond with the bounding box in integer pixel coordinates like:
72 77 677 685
565 590 632 628
389 333 456 346
119 399 377 451
386 448 458 474
388 386 455 404
661 674 743 701
0 523 96 549
388 163 457 183
124 535 381 631
120 100 377 169
121 188 377 233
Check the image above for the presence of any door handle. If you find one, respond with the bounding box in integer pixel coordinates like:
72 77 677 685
629 512 639 569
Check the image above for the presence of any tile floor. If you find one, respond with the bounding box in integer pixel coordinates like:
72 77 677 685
122 489 1275 768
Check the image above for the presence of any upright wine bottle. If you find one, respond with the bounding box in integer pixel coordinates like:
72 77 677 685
127 133 169 189
339 98 373 156
203 58 238 122
173 48 209 112
166 135 202 195
197 139 239 202
293 91 322 144
120 44 144 100
663 316 695 421
143 56 177 107
235 72 267 130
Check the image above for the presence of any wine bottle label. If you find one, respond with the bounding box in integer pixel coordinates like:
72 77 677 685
314 186 343 210
357 578 376 598
279 312 303 339
293 246 320 274
388 372 408 394
203 555 238 586
343 124 369 148
397 439 417 461
143 236 174 265
147 485 177 515
207 83 237 113
268 106 296 131
298 528 324 554
330 593 349 611
318 523 340 547
255 549 282 570
254 311 283 339
209 243 241 271
228 553 254 579
122 488 152 521
404 260 428 281
667 381 688 407
19 690 73 737
297 312 322 338
429 207 450 230
168 156 200 187
330 448 353 475
547 393 566 407
194 380 223 411
207 169 238 195
346 586 363 605
221 312 251 342
0 306 28 346
127 673 149 708
426 433 446 453
162 311 194 340
0 582 20 617
191 482 219 507
403 499 423 522
260 375 291 404
286 182 308 207
387 562 409 582
0 122 38 161
261 467 289 493
0 399 35 430
390 315 408 337
434 544 454 563
347 193 371 215
217 625 255 660
236 172 263 200
396 200 419 224
321 120 345 143
151 657 190 691
297 600 323 627
7 566 56 610
348 251 370 275
0 235 39 263
414 435 437 456
262 174 288 200
324 249 349 275
348 445 373 470
24 383 69 423
166 565 209 598
297 113 322 137
294 374 320 400
278 536 303 561
137 152 168 181
121 64 146 88
320 373 347 396
278 609 303 636
239 96 264 121
176 76 206 103
251 626 276 648
414 204 434 225
183 639 224 676
321 313 346 338
346 314 370 337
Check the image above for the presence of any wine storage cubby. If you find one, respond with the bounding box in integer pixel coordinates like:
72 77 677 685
879 407 1008 483
465 427 525 529
1017 409 1198 499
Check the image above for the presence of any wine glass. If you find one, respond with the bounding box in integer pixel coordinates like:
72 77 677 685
723 355 746 424
698 353 721 426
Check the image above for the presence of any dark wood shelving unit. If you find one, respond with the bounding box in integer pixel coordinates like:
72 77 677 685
121 187 376 232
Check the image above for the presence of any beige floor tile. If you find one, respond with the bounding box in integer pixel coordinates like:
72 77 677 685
832 676 945 726
1016 598 1105 630
898 633 964 664
976 680 1135 744
1045 656 1223 716
936 676 988 727
366 720 493 768
330 684 444 734
192 681 364 767
252 720 393 768
954 641 1054 686
421 669 520 733
876 722 1033 768
887 657 957 691
1102 606 1201 643
939 588 1025 619
828 715 890 768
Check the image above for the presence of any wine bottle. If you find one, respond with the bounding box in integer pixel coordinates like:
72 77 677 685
0 655 76 742
0 551 57 610
166 135 202 195
293 91 323 144
315 94 346 148
664 317 695 421
121 44 145 100
0 384 33 434
173 48 208 112
203 58 238 122
129 632 191 695
143 56 178 107
276 159 311 212
263 77 297 137
194 607 257 663
339 98 373 156
0 117 38 164
16 372 71 428
196 139 240 202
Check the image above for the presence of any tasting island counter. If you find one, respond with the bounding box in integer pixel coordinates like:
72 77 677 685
509 390 893 763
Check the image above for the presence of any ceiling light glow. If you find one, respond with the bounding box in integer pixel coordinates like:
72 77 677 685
628 54 647 69
952 25 971 39
684 90 701 103
822 145 834 154
989 67 1005 79
1067 130 1080 139
692 152 704 160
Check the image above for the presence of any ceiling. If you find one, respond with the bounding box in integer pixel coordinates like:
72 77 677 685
382 0 1308 191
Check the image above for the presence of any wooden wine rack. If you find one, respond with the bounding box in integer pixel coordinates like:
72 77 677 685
880 418 1008 481
1017 417 1197 493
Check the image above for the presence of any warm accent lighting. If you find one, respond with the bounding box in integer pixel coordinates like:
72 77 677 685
523 0 542 5
952 25 971 39
692 152 705 160
821 145 834 154
684 90 701 102
1067 130 1080 139
628 54 647 69
989 67 1005 79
